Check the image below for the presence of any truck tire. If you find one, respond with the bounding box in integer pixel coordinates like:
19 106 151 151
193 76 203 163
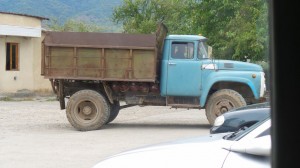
106 101 120 124
66 90 110 131
205 89 246 125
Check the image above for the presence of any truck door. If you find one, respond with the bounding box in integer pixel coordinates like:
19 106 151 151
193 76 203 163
166 41 202 96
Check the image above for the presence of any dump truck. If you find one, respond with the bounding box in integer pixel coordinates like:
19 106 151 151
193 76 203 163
41 23 266 131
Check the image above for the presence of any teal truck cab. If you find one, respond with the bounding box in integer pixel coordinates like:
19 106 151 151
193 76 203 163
160 35 266 124
41 24 266 131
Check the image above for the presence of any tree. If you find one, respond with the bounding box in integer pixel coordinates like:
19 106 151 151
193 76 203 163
112 0 269 62
195 0 269 61
112 0 198 34
45 19 104 32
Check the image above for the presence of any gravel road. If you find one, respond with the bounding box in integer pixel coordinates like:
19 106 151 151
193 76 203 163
0 98 210 168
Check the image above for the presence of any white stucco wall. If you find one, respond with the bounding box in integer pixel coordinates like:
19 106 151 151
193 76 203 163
0 13 52 94
0 36 51 92
0 13 41 27
0 13 43 38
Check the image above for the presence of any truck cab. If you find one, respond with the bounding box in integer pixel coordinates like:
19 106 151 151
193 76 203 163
160 34 266 124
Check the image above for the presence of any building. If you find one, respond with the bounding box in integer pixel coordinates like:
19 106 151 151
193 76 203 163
0 11 52 94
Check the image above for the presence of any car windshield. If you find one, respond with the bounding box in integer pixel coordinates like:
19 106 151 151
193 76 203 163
223 115 270 141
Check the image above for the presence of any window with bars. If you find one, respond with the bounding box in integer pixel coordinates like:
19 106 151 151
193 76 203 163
6 43 19 71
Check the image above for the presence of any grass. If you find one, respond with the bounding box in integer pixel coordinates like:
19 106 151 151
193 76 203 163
0 90 56 102
0 97 35 101
0 97 14 101
0 96 57 102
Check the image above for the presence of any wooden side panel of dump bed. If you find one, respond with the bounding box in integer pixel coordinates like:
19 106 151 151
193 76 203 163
41 31 158 82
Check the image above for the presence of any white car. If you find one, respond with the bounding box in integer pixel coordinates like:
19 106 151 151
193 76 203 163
92 116 271 168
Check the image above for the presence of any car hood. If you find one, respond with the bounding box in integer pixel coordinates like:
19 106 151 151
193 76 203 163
202 59 263 71
92 133 233 168
210 108 270 134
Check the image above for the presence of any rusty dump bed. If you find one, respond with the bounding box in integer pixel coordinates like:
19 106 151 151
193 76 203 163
41 31 162 82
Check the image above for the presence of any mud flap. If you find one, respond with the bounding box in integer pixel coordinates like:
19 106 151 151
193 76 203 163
59 80 65 110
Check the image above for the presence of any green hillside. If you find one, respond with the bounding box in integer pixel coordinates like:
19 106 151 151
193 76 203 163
0 0 123 32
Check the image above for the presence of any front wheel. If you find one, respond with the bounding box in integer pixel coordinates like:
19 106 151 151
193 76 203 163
205 89 247 125
66 90 110 131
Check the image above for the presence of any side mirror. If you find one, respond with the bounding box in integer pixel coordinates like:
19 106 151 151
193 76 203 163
229 135 271 156
208 46 212 58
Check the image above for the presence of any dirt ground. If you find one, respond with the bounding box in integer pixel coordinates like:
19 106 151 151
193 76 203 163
0 97 210 168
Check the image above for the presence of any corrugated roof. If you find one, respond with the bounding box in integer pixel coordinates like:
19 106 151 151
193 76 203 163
43 31 157 49
0 11 49 20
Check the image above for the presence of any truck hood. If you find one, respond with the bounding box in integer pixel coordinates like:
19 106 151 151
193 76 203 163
92 133 232 168
202 59 263 71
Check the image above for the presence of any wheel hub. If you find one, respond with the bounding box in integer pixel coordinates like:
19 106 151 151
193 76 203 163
82 106 92 115
215 100 234 116
220 107 228 113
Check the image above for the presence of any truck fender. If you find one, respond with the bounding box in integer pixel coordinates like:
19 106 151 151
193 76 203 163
200 76 259 107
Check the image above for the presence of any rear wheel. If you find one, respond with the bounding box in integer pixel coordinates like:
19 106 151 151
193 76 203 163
106 101 120 124
66 90 110 131
205 89 246 125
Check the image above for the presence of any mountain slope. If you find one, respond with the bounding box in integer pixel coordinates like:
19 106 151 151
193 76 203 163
0 0 123 31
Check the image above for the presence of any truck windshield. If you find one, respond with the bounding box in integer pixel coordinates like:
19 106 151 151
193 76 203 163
198 41 209 59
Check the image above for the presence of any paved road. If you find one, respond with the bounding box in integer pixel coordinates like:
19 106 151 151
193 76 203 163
0 99 210 168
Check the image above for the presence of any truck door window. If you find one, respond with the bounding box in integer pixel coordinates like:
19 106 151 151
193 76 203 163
171 42 194 59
